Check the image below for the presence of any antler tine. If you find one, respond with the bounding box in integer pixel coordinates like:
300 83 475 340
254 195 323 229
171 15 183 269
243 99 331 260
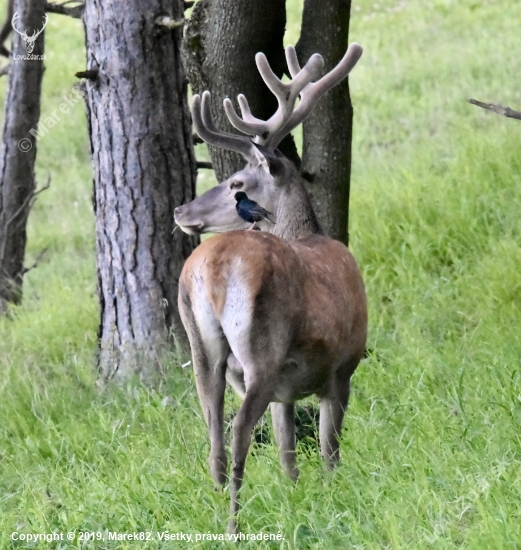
222 50 323 145
285 45 302 79
194 44 362 156
268 43 363 148
192 92 257 163
255 51 323 109
223 95 266 137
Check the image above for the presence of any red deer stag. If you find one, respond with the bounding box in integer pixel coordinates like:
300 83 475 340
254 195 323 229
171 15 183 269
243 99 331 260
174 43 367 533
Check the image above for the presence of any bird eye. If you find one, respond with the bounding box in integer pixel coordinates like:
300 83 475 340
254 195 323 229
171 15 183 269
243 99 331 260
230 180 243 189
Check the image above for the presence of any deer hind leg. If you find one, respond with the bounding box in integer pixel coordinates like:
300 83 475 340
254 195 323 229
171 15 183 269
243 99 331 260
195 344 228 486
179 289 229 486
319 372 352 468
270 402 298 480
228 374 276 534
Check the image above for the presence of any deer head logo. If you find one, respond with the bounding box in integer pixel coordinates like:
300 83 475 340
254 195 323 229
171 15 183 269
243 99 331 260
11 12 49 54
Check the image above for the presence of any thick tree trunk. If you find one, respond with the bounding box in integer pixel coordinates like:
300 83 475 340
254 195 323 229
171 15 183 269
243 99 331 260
0 0 45 313
83 0 198 382
182 0 299 181
296 0 353 244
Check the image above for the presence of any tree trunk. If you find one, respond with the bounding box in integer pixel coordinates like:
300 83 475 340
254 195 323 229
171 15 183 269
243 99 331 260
0 0 45 313
83 0 198 382
296 0 353 244
182 0 299 181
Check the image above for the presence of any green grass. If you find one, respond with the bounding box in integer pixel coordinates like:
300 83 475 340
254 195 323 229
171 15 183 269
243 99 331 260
1 0 521 548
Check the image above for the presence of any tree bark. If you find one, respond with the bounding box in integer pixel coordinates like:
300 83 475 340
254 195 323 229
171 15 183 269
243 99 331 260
0 0 45 313
296 0 353 244
182 0 299 181
83 0 198 382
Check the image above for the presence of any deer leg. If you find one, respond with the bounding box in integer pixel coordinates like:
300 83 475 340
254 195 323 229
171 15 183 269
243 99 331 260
270 402 298 480
319 375 351 468
228 379 275 534
193 349 228 486
179 290 228 486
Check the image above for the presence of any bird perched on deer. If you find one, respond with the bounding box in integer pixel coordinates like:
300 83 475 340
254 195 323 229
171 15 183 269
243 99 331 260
235 191 275 230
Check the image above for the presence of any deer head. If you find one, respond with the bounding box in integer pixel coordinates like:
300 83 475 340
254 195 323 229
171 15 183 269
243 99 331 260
174 43 363 239
11 11 48 54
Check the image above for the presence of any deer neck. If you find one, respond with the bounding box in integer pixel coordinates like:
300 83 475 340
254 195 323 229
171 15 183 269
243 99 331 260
272 175 323 241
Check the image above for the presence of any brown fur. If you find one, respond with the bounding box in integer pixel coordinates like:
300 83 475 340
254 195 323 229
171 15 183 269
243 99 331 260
178 228 367 533
181 230 366 380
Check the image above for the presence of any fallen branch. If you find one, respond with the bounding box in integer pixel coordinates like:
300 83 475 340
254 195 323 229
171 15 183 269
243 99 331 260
196 161 213 170
468 99 521 121
45 1 84 19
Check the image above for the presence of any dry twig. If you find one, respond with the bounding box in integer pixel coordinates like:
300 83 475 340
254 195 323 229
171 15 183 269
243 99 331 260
468 99 521 121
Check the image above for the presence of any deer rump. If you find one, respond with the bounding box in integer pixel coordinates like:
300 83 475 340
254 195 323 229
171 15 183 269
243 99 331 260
179 230 366 403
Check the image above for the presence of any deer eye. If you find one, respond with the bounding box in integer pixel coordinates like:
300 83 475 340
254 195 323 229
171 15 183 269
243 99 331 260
230 181 243 189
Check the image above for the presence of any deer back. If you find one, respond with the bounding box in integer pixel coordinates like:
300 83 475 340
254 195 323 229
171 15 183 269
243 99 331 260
179 230 366 400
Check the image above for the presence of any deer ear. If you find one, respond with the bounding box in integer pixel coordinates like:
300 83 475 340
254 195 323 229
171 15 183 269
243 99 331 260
266 155 285 179
252 145 270 174
252 143 285 178
265 150 286 180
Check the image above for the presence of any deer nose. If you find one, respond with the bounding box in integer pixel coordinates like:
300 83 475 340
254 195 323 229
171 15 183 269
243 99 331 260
174 206 184 217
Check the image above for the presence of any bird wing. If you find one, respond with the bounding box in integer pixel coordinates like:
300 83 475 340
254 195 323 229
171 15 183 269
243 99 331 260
248 203 275 224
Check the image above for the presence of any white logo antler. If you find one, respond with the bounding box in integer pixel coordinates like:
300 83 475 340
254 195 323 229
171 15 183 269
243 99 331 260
11 12 49 54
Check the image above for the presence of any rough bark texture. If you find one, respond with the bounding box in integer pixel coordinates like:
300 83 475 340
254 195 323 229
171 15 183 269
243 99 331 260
296 0 353 244
182 0 299 181
83 0 198 382
0 0 45 312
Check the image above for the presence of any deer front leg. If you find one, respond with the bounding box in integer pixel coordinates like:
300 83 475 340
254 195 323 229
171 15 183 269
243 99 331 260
228 379 275 534
270 402 299 480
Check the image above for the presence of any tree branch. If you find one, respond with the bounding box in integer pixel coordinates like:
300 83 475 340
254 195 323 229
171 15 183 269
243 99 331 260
75 69 98 81
468 99 521 121
33 174 51 197
196 161 213 170
22 247 49 276
45 1 84 19
4 175 50 230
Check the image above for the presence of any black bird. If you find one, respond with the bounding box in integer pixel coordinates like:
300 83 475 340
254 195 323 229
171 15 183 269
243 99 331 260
235 192 275 231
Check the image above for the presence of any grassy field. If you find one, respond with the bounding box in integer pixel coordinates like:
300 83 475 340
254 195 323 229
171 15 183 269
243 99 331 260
1 0 520 548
